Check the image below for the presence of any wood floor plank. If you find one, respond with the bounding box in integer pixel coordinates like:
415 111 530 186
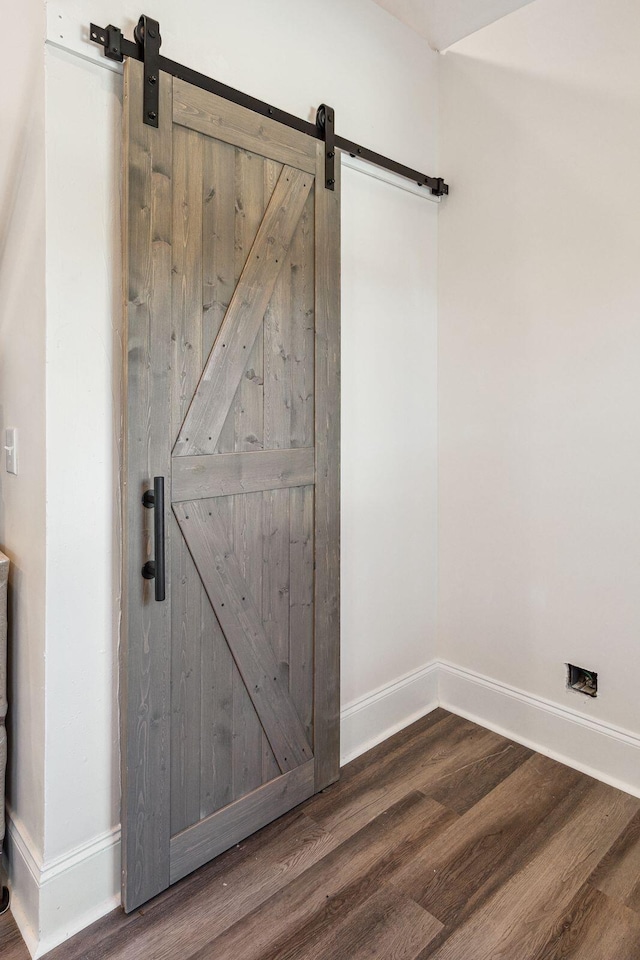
303 714 522 843
532 884 640 960
424 780 639 960
589 808 640 913
392 752 585 925
415 761 598 958
185 792 451 960
257 800 455 960
297 887 443 960
0 913 29 960
427 734 532 814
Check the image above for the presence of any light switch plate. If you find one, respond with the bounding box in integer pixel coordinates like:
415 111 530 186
5 428 17 475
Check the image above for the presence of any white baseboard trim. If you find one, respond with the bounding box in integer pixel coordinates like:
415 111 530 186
438 659 640 799
5 809 120 959
8 656 640 957
340 661 440 765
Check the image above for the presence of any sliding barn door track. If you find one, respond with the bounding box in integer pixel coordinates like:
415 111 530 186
90 14 449 197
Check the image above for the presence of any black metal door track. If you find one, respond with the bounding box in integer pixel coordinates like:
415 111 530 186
90 15 449 197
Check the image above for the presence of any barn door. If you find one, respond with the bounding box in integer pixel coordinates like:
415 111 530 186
121 60 340 912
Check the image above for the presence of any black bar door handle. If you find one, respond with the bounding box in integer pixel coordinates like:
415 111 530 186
142 476 166 601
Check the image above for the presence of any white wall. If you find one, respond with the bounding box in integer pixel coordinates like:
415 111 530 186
9 1 440 953
341 167 438 709
0 0 47 929
439 0 640 731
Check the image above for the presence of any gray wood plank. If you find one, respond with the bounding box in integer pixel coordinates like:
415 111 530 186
170 518 202 835
233 149 266 455
313 140 341 792
121 59 173 912
264 229 293 451
200 599 234 819
232 661 264 800
203 137 237 456
173 78 317 175
228 154 266 806
202 137 235 357
170 124 203 836
171 124 203 445
290 190 315 448
174 499 313 771
172 448 314 501
230 488 276 791
262 732 281 783
169 760 315 884
173 166 313 456
262 488 291 672
289 485 314 742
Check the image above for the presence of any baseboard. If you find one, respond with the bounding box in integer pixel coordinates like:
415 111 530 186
340 661 440 765
5 809 120 959
4 814 41 958
439 659 640 799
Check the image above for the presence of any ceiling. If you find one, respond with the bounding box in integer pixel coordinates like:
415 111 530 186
369 0 537 51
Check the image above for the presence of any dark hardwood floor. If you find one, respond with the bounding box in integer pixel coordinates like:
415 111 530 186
3 709 640 959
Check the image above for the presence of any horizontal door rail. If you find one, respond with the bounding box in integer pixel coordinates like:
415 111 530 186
89 16 449 197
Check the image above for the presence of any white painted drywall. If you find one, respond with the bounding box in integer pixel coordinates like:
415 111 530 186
0 0 47 882
27 0 439 948
341 167 438 706
43 44 123 866
370 0 536 50
438 0 640 732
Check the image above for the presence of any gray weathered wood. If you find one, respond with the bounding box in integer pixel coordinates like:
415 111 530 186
228 151 270 793
170 517 202 835
174 499 313 771
170 124 203 836
169 760 315 884
264 228 293 451
313 141 341 791
290 190 315 448
262 488 290 674
121 59 173 912
232 148 267 456
122 69 340 907
200 600 234 819
202 137 235 358
289 485 314 742
172 448 314 501
173 78 317 175
173 166 313 457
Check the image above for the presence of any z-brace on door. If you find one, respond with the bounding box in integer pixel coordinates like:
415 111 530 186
121 59 340 912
